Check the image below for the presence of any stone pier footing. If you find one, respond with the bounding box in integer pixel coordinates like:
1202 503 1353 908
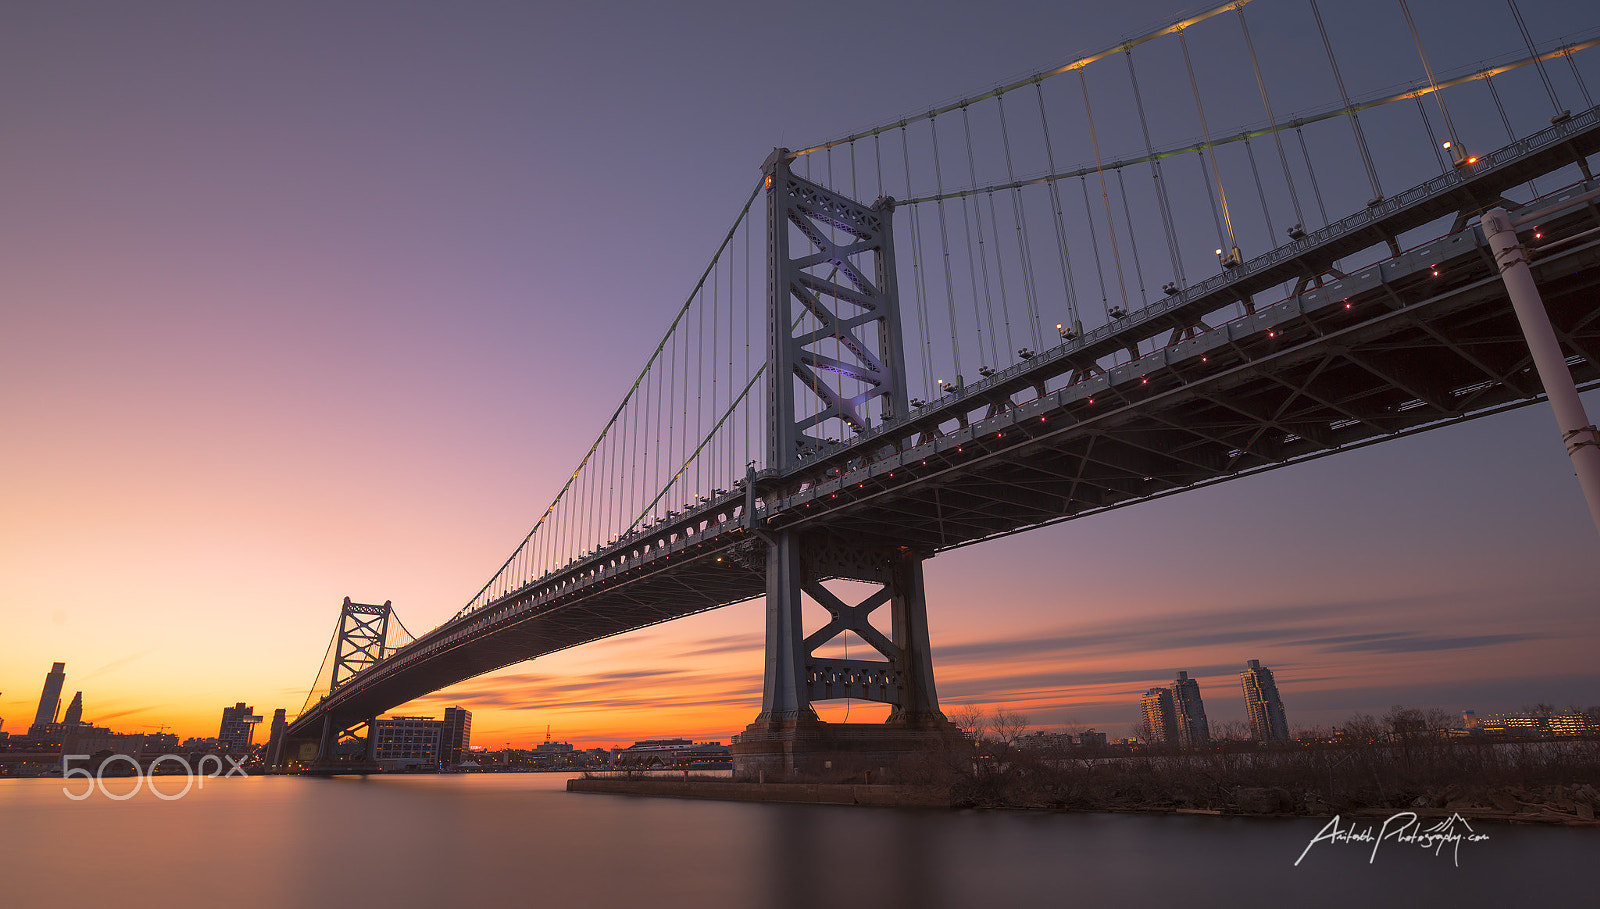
729 717 967 782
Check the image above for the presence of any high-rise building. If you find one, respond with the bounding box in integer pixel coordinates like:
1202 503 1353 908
1170 671 1210 749
264 709 288 769
1141 687 1178 745
61 692 84 726
441 707 472 767
1240 659 1289 742
218 703 263 753
31 662 66 731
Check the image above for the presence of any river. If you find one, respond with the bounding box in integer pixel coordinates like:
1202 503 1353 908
0 773 1591 906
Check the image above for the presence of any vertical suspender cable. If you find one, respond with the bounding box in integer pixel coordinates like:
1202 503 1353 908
997 93 1044 350
961 106 999 366
1563 45 1593 109
1309 0 1383 202
1484 71 1538 196
849 140 859 201
1237 6 1304 232
873 134 885 201
744 217 752 467
1296 127 1331 228
902 126 936 398
1506 0 1564 117
699 271 708 495
1125 47 1186 289
1115 168 1147 304
1080 176 1110 317
929 115 964 381
1078 69 1129 312
1397 0 1461 152
952 111 990 367
1415 94 1448 172
1179 27 1238 255
1035 82 1082 333
1198 150 1226 253
829 147 844 428
986 187 1017 357
1244 136 1276 244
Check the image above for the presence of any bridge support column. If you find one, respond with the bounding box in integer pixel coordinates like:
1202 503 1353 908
317 715 335 764
363 716 379 763
733 148 962 781
732 532 963 782
1483 206 1600 537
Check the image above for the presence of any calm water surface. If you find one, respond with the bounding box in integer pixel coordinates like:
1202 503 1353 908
0 773 1591 907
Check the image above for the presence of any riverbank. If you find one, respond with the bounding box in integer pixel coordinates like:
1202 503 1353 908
567 776 948 807
570 735 1600 827
568 774 1600 824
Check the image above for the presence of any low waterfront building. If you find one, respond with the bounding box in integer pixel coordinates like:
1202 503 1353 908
1475 711 1597 737
371 707 472 771
611 739 729 767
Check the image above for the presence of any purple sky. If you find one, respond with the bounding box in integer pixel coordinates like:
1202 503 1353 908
2 0 1596 745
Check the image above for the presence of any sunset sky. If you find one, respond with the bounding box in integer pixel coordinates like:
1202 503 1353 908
3 0 1597 749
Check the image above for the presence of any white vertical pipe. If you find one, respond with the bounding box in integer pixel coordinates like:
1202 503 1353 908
1481 207 1600 537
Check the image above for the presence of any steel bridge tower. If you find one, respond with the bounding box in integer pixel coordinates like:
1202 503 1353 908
296 597 397 769
732 149 961 780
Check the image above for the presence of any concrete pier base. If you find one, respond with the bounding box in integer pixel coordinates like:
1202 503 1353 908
729 718 967 782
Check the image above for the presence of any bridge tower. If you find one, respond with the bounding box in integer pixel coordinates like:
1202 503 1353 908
299 597 396 769
733 149 960 780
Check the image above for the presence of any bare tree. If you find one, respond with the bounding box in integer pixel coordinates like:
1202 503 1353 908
1337 713 1387 745
1130 711 1153 745
1212 719 1253 743
948 705 986 742
992 709 1030 747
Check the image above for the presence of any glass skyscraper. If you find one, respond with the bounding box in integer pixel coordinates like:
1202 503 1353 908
1239 659 1289 742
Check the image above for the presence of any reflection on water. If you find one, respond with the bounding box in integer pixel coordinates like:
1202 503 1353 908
0 773 1591 907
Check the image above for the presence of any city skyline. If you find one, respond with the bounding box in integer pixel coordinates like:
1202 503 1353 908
4 0 1598 747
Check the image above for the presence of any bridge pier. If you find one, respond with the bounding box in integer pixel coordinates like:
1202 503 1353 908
731 531 963 781
732 150 964 781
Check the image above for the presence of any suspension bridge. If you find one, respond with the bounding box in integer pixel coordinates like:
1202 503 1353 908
282 0 1600 776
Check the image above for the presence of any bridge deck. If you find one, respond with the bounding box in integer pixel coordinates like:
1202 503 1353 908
289 111 1600 740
